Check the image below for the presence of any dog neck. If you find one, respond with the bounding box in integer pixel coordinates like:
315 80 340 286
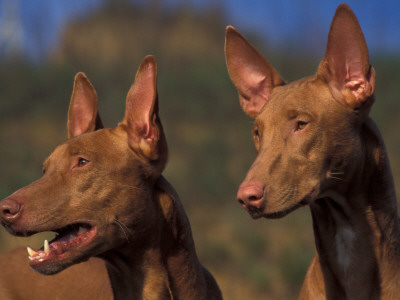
310 118 400 299
101 176 208 300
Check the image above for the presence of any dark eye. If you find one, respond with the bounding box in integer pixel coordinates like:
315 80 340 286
77 158 89 167
253 128 259 138
296 121 308 131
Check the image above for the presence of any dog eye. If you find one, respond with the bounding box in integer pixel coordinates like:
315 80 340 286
253 128 259 137
77 158 89 167
296 121 308 131
252 127 261 151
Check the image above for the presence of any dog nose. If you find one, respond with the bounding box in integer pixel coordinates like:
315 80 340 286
0 198 22 223
237 182 265 210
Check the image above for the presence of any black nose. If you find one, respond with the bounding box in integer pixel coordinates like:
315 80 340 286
0 198 22 223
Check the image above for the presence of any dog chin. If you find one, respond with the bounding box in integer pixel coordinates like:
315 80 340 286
247 210 265 219
261 197 312 219
261 187 319 219
32 260 75 275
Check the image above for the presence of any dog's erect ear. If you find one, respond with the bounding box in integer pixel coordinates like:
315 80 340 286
317 4 375 110
68 73 103 138
225 26 285 118
121 55 164 160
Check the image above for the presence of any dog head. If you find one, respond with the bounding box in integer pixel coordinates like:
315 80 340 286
0 56 169 274
225 4 375 218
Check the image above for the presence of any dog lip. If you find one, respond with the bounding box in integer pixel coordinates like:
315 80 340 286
2 223 37 237
260 187 317 219
28 222 98 271
262 201 305 219
5 220 96 238
246 204 266 219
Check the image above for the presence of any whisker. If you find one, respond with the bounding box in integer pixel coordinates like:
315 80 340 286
276 187 296 206
113 218 131 243
330 176 344 181
328 171 345 181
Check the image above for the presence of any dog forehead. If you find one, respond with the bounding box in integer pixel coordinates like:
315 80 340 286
48 129 127 160
260 77 334 118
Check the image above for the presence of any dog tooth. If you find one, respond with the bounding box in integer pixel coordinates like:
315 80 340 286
39 252 45 258
69 234 76 241
44 240 50 253
27 246 37 257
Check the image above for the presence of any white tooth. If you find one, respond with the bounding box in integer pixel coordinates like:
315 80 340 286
27 246 37 257
44 240 50 253
69 234 76 241
28 256 34 261
39 253 45 258
78 226 85 235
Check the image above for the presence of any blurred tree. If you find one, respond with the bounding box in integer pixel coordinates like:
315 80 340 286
51 0 224 71
0 0 24 59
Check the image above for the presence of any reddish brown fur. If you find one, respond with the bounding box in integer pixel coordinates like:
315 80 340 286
0 248 112 299
225 4 400 300
0 56 221 300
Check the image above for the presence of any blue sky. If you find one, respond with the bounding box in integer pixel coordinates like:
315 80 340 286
0 0 399 61
224 0 400 54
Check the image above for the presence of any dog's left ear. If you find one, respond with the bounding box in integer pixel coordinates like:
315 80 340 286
68 73 103 138
121 55 165 161
318 4 375 111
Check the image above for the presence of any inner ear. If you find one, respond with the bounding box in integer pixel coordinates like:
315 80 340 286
68 73 103 138
225 26 285 118
317 4 375 109
121 56 162 160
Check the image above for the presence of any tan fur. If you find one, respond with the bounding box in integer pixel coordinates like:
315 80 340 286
0 56 221 300
225 4 400 300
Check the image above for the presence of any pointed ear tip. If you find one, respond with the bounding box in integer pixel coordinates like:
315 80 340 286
143 55 157 66
144 54 156 62
337 3 351 10
225 26 245 52
139 56 157 75
74 72 84 79
335 3 356 18
226 25 235 33
74 72 90 84
226 26 240 38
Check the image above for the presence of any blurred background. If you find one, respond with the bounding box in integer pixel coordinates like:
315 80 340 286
0 0 399 298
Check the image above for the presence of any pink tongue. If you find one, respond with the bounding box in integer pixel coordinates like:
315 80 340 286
50 242 65 255
30 240 68 259
29 226 94 264
32 230 85 258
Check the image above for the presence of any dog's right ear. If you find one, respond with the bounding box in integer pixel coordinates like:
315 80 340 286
68 73 103 138
225 26 285 118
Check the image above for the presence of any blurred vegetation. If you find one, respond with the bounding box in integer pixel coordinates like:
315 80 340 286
0 1 399 299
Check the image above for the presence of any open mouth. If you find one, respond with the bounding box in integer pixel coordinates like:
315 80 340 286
26 223 97 269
